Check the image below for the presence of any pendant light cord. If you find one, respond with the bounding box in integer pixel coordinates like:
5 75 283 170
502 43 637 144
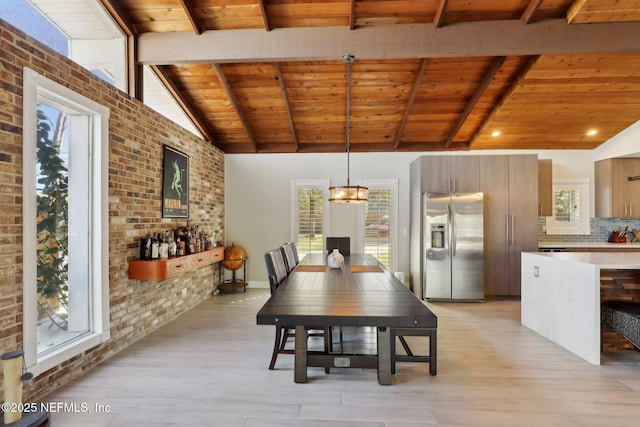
344 54 354 185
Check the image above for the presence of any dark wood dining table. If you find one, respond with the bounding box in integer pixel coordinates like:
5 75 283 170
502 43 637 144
256 253 437 385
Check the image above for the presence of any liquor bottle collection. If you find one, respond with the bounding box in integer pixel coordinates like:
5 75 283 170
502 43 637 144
140 220 217 260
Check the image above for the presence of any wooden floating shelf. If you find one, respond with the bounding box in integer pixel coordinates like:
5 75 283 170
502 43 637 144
128 246 224 281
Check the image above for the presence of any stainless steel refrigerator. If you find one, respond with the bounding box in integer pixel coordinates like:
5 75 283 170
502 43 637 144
423 192 484 301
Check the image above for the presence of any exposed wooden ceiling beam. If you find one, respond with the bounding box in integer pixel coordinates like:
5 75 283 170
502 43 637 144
128 36 142 101
179 0 204 35
521 0 544 24
257 0 271 32
137 20 640 65
394 58 428 151
212 64 258 153
433 0 449 28
99 0 134 36
150 65 214 143
567 0 589 24
444 56 506 149
468 56 540 148
274 63 299 152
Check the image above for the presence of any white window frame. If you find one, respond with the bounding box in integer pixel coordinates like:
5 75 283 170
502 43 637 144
290 180 330 257
356 179 399 272
545 178 591 235
22 68 110 377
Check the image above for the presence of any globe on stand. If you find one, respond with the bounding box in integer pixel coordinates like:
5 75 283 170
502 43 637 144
220 245 247 292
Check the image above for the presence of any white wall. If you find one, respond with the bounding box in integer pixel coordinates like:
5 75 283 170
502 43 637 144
226 137 640 288
593 120 640 160
224 152 420 286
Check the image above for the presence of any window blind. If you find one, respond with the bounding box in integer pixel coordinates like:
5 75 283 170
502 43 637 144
364 188 392 268
296 188 324 257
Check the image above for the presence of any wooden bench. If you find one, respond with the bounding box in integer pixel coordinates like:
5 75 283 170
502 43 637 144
601 301 640 351
390 328 437 375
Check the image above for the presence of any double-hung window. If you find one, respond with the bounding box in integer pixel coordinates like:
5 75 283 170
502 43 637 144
359 180 398 271
22 68 110 376
291 180 330 258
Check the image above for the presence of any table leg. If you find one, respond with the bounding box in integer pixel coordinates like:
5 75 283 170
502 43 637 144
294 325 308 383
377 327 392 385
429 329 437 375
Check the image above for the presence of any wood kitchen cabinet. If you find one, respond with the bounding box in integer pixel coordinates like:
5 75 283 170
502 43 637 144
595 158 640 217
411 154 537 298
480 155 539 296
538 159 552 216
419 155 480 193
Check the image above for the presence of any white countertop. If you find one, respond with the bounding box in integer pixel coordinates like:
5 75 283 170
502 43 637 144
538 241 640 249
524 251 640 268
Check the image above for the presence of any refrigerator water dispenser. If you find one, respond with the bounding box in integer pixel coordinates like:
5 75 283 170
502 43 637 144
431 224 445 248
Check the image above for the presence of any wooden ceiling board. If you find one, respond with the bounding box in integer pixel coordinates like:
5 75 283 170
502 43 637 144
192 1 265 30
265 0 351 28
440 0 532 23
526 0 574 21
471 52 640 150
162 63 255 148
91 0 640 152
354 0 437 26
567 0 640 24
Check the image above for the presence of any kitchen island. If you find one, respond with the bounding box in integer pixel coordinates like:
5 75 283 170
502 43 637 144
521 251 640 364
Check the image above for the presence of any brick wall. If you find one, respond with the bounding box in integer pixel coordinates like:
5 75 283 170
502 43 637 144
0 19 224 401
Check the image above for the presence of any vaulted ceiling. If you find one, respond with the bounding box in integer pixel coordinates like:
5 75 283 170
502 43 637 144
98 0 640 154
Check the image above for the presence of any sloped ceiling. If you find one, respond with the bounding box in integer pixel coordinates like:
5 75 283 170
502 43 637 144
93 0 640 154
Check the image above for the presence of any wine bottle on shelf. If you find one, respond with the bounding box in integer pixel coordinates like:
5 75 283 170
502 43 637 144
168 231 177 258
140 234 152 260
151 233 159 259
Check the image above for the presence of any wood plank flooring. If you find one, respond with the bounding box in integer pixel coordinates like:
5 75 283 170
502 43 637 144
41 289 640 426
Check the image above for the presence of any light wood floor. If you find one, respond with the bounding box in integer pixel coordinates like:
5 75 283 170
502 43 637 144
42 288 640 426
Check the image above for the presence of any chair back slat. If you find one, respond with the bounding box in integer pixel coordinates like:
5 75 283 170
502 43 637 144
281 242 298 273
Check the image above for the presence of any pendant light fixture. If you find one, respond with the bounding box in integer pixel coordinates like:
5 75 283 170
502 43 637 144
329 54 368 204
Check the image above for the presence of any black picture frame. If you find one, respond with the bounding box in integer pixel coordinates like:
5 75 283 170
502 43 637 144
162 145 189 218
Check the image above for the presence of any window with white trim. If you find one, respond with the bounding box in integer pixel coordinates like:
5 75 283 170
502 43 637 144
291 180 330 258
545 178 591 235
23 68 110 377
358 180 398 271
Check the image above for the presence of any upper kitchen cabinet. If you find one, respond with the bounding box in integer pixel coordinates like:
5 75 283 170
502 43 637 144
419 156 480 193
480 155 539 296
595 158 640 217
538 159 553 216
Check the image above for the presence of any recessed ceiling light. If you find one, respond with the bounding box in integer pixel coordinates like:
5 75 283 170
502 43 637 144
491 131 501 137
587 129 598 136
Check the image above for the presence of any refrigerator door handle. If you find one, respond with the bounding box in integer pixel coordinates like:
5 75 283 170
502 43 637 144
447 204 453 257
451 203 457 256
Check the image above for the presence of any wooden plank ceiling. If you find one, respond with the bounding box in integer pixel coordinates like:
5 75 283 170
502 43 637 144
100 0 640 153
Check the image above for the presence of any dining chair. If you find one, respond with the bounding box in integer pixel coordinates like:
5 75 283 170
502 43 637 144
281 241 299 274
264 248 288 295
326 236 350 256
264 248 330 371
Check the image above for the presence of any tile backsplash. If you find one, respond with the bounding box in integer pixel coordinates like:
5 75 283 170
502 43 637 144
538 217 640 243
